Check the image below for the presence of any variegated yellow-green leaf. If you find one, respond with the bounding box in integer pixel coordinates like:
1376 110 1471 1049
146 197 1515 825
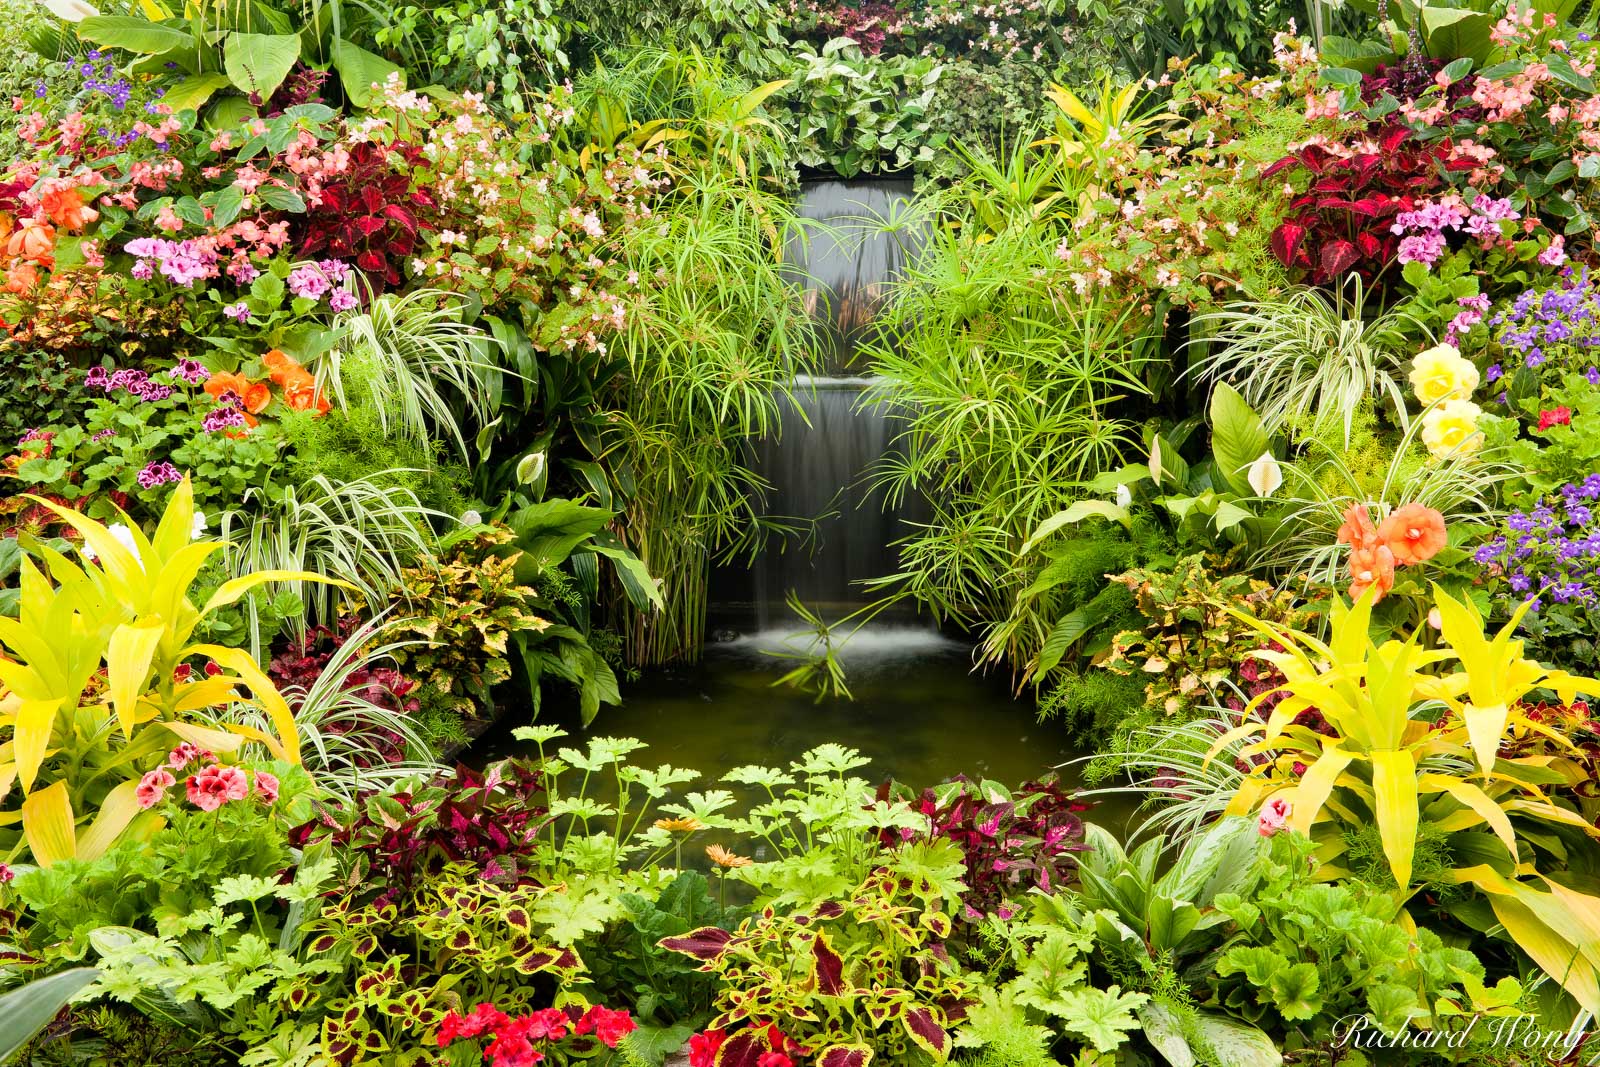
76 779 142 861
201 570 347 616
12 697 63 793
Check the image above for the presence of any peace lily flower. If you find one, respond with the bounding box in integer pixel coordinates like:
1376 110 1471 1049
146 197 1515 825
1246 452 1283 497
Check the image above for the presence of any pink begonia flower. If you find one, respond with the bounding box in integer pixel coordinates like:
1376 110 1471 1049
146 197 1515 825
187 764 249 812
1257 796 1293 838
254 771 280 803
136 768 176 809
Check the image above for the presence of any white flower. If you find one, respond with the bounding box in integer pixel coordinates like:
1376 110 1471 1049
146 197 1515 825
84 523 144 570
1115 484 1133 508
190 510 208 541
461 509 483 526
1246 452 1283 497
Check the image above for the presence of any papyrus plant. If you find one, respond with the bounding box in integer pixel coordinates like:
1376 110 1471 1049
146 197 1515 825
1208 585 1600 1014
0 478 334 866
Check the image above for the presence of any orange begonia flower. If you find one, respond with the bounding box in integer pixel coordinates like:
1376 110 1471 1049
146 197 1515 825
1378 503 1447 567
40 187 98 233
1348 542 1396 604
1336 503 1378 550
263 348 300 385
4 260 39 295
204 371 272 414
5 216 55 266
283 376 330 416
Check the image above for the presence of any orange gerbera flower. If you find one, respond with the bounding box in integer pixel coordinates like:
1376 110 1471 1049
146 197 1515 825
1377 503 1447 566
40 187 98 232
1335 503 1378 550
705 844 752 869
1348 542 1396 604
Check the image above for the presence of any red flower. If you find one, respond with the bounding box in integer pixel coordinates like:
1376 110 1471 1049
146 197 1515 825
575 1005 636 1048
1538 406 1572 431
688 1029 727 1067
758 1055 795 1067
186 764 248 811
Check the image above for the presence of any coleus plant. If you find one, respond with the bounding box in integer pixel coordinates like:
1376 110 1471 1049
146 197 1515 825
294 141 434 287
885 775 1088 922
290 757 551 902
662 845 971 1066
1263 125 1469 286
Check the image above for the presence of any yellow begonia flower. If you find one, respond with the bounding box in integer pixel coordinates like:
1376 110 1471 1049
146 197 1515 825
1410 343 1480 405
1421 398 1484 458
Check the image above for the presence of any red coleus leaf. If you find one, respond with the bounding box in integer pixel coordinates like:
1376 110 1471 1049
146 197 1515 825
713 1031 770 1067
1318 238 1362 281
1355 231 1384 258
1379 124 1413 153
1270 221 1310 268
356 250 386 273
817 1046 873 1067
812 931 845 996
901 1007 950 1058
660 926 735 962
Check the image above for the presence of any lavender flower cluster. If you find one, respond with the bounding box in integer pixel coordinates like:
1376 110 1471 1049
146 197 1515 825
57 51 169 149
1490 268 1600 373
1474 475 1600 614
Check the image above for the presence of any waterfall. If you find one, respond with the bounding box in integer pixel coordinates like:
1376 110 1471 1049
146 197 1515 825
714 179 926 631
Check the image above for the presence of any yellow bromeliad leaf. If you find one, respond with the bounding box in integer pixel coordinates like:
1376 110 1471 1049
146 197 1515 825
106 619 164 739
1287 745 1356 836
1371 748 1420 889
148 475 196 562
12 697 63 793
201 570 348 616
22 780 75 866
1418 773 1516 857
171 675 252 713
76 779 142 861
26 495 147 610
187 645 300 764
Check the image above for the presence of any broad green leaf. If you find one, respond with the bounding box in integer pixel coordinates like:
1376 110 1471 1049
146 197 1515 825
0 969 98 1062
223 32 300 98
330 37 400 107
1209 383 1269 496
77 14 189 53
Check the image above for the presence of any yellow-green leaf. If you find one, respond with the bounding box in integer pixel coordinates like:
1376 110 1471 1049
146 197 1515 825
106 619 164 738
187 645 300 763
22 781 75 866
77 779 141 861
12 697 63 793
1371 748 1419 889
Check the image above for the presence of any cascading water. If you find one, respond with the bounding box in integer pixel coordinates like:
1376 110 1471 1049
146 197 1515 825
717 179 927 629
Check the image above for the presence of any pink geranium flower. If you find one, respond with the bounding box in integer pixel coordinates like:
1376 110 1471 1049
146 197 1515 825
136 768 176 809
254 771 280 803
186 764 249 811
1257 796 1293 838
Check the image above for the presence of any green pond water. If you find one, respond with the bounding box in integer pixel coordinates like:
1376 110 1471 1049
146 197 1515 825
481 628 1139 830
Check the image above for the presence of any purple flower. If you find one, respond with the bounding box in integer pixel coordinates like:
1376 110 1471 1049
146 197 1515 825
287 265 332 300
172 358 210 384
1486 363 1503 383
329 289 358 312
92 428 115 441
201 407 247 433
1588 366 1600 385
223 302 251 323
136 461 183 489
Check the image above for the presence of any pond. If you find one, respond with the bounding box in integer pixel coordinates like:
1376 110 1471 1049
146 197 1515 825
479 626 1140 831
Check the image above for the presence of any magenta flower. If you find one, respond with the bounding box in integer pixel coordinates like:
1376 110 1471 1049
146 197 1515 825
287 264 331 300
1257 796 1293 837
137 460 182 489
223 302 250 323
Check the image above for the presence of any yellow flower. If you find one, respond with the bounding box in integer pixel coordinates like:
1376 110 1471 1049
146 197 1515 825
705 844 752 869
1421 398 1484 459
653 817 705 834
1409 343 1480 405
